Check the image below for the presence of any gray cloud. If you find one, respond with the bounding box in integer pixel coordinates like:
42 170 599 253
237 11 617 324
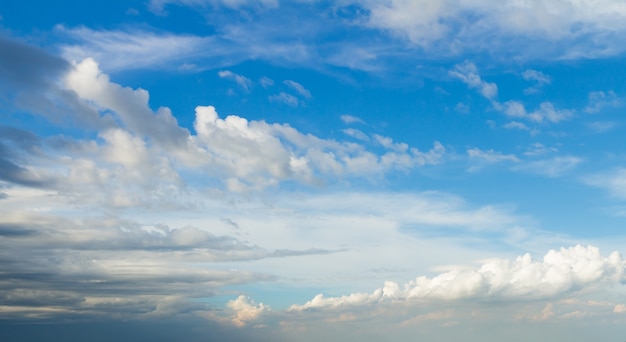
0 35 70 90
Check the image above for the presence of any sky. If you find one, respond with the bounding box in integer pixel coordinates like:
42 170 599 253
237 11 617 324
2 0 626 340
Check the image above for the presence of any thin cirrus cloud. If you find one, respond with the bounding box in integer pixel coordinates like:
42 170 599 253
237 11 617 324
57 25 211 71
52 0 626 78
283 80 312 98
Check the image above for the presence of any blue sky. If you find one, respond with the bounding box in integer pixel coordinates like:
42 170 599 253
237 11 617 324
2 0 626 340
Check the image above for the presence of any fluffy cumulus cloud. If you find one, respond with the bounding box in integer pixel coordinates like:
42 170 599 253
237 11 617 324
290 245 625 310
227 295 269 327
56 58 446 195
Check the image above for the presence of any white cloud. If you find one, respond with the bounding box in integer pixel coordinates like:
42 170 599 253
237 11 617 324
451 63 573 127
269 92 299 107
449 61 498 100
61 58 445 194
467 148 520 163
64 58 189 147
503 121 529 131
515 156 583 178
259 76 274 88
455 102 469 114
374 134 408 152
523 69 551 94
57 26 208 71
227 295 269 327
290 245 625 310
522 69 551 85
218 70 252 91
584 90 621 114
587 121 616 133
340 114 365 124
586 168 626 199
283 80 312 98
358 0 626 58
362 0 452 46
342 128 369 141
614 304 626 313
149 0 278 15
501 101 573 123
523 143 558 157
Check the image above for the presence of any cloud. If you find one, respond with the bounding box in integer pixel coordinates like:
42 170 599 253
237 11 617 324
523 143 558 157
451 62 573 125
515 156 583 178
0 36 112 130
149 0 278 15
283 80 312 98
467 148 520 163
614 304 626 313
454 102 469 114
227 295 270 327
0 36 70 90
64 58 189 147
259 76 274 88
57 26 208 71
587 121 616 133
584 90 621 114
362 0 452 46
467 148 520 172
522 70 551 85
342 128 369 141
62 58 445 194
269 92 299 107
586 168 626 199
449 61 498 100
503 121 529 131
523 69 551 94
340 115 365 124
218 70 253 91
358 0 626 59
290 245 624 310
500 101 573 123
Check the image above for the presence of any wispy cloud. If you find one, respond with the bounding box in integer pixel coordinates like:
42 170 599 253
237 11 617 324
283 80 312 98
586 168 626 199
269 92 299 107
218 70 253 91
449 61 498 100
57 26 209 71
340 114 365 124
514 156 583 178
584 90 621 114
523 69 551 94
